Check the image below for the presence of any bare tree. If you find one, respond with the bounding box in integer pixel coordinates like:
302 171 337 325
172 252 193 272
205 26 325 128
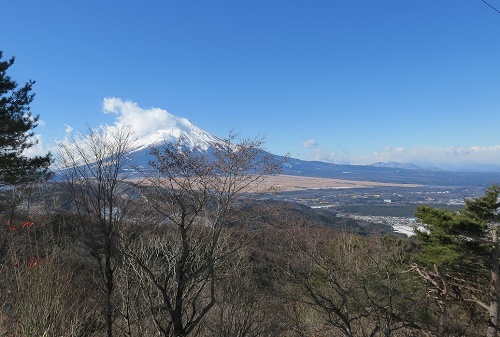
286 231 424 337
200 254 289 337
56 125 136 337
0 183 100 337
1 245 99 337
125 134 282 337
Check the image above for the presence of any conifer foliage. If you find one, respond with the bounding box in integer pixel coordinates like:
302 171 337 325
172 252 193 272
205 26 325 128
0 51 51 186
415 184 500 337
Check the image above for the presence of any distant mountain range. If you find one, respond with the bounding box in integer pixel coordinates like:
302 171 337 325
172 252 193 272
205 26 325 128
285 158 500 186
121 114 500 188
369 162 424 170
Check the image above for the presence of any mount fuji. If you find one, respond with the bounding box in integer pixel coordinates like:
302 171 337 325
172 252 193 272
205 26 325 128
128 117 222 155
126 114 224 167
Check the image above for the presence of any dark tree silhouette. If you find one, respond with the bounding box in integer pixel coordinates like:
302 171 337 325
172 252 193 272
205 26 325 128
0 51 51 187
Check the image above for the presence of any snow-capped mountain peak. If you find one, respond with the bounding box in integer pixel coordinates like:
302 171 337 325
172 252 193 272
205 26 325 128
102 97 222 153
130 122 222 153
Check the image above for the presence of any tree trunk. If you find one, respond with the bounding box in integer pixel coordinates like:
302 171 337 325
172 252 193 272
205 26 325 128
435 264 449 337
105 236 114 337
487 225 500 337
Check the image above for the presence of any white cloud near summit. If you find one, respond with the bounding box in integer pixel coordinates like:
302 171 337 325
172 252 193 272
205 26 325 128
51 98 189 160
102 97 184 139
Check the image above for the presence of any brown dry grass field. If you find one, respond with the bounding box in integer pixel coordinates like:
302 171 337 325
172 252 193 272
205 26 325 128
256 174 421 192
132 174 421 193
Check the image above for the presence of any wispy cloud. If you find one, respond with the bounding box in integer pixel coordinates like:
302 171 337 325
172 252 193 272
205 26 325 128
353 146 500 167
301 144 500 170
64 124 73 134
309 148 341 162
301 140 350 163
22 122 51 158
23 134 50 158
302 139 318 149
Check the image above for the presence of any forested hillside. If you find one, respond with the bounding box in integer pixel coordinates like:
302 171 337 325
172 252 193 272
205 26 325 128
1 129 499 336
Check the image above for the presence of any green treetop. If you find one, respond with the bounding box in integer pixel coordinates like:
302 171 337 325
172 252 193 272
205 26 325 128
0 51 51 186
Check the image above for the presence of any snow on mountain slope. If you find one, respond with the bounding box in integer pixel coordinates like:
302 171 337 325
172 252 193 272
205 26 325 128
129 122 222 153
102 97 222 153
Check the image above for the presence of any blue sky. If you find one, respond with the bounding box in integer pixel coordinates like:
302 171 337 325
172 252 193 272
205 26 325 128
3 1 500 170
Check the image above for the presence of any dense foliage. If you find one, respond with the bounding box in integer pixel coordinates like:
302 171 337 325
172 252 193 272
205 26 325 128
415 184 500 337
0 51 51 187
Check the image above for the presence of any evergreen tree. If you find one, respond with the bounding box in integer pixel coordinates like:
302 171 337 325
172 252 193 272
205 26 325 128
0 51 51 186
415 184 500 337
